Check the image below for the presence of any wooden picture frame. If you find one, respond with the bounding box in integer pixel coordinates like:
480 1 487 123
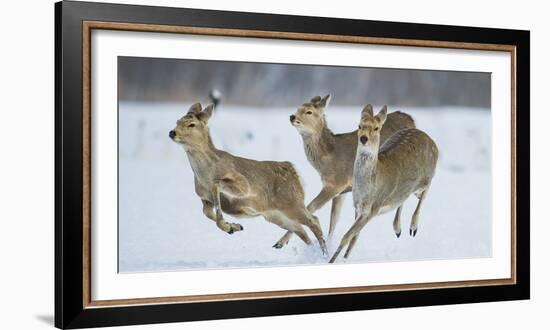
55 1 530 328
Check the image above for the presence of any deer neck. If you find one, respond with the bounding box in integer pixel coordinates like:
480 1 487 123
352 146 379 210
301 124 334 167
183 134 219 176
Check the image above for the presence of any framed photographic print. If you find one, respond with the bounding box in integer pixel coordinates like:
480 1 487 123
55 0 530 328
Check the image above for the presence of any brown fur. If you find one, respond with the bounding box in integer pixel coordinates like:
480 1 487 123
329 105 438 262
170 103 327 253
290 95 416 239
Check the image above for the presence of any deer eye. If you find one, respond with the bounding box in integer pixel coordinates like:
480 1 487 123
374 127 379 131
188 123 196 128
305 111 313 115
358 125 362 129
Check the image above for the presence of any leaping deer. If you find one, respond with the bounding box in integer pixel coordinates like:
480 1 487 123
329 105 438 263
169 103 327 254
287 95 415 245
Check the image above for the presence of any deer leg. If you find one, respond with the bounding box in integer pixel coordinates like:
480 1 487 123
273 231 294 249
307 185 340 214
328 194 345 237
393 205 403 238
265 212 311 247
213 183 244 235
306 214 327 255
343 235 359 259
330 215 369 263
410 189 428 237
285 209 327 255
267 183 338 248
276 187 337 249
292 227 312 246
201 200 217 222
343 209 363 258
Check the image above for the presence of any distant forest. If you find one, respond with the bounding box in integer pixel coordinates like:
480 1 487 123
118 56 491 108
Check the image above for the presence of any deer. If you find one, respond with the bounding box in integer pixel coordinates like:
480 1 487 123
287 95 415 246
329 104 438 263
169 102 327 254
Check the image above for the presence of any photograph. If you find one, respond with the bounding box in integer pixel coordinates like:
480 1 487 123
52 2 530 328
117 57 492 272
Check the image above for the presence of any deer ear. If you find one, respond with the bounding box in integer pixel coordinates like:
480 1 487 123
197 104 214 123
361 104 374 118
318 94 331 108
187 102 202 114
376 105 388 125
310 95 322 104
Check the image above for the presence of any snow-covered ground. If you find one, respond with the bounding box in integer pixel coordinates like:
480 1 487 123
118 102 491 273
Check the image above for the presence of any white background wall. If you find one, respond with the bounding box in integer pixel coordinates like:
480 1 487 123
0 0 545 329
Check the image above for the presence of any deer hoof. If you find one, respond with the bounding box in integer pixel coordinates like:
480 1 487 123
227 224 243 235
395 231 401 238
409 228 417 237
273 242 284 249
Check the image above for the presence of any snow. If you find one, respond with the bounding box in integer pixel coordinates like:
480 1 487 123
118 102 491 273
